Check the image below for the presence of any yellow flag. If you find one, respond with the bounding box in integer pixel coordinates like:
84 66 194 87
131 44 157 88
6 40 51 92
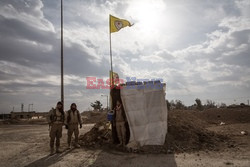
110 71 119 85
110 15 132 33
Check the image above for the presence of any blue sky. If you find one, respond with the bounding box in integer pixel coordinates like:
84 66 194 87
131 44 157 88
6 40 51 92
0 0 250 113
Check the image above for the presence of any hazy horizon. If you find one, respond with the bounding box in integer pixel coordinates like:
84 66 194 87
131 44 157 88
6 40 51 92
0 0 250 113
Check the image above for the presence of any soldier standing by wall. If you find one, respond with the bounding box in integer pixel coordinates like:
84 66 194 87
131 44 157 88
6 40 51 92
65 103 82 149
48 101 65 155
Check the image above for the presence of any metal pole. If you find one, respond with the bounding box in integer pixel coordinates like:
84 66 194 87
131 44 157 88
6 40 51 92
109 15 113 113
109 16 115 144
61 0 64 109
101 95 108 111
109 15 113 87
107 95 109 110
21 103 24 112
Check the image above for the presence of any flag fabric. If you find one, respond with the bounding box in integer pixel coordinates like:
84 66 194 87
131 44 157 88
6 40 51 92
110 70 119 85
110 15 132 33
109 71 119 112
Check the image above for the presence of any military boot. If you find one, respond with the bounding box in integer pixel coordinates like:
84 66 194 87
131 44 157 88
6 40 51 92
50 148 54 156
122 138 126 147
67 143 71 149
74 143 80 148
56 147 62 153
117 142 122 147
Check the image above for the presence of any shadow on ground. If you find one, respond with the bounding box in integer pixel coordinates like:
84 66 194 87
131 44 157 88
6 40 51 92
24 148 73 167
88 149 177 167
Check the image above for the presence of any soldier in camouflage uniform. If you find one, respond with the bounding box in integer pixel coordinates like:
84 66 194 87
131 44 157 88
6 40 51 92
48 101 65 155
114 100 127 147
65 103 82 149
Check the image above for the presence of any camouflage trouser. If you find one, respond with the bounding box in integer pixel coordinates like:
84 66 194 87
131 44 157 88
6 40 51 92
67 124 79 145
116 121 126 144
50 123 63 149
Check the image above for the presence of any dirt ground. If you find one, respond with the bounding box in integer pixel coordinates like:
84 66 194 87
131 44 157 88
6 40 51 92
0 107 250 167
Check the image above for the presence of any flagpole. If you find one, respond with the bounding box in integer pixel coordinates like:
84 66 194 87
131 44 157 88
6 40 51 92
61 0 64 108
109 15 115 144
109 16 113 87
109 34 114 84
109 15 113 113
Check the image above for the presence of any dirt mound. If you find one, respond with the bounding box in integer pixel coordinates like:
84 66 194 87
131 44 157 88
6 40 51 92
79 110 234 153
79 121 112 147
195 107 250 125
164 110 230 153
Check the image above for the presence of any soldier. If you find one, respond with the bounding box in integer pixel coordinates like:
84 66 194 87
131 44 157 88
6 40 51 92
114 100 127 147
48 101 65 155
65 103 82 149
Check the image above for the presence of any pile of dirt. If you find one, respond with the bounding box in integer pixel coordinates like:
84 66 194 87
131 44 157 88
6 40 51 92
195 107 250 125
79 121 112 147
79 110 234 153
164 110 230 153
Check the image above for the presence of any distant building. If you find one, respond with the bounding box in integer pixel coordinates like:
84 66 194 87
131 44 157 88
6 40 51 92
0 113 11 120
11 111 36 119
